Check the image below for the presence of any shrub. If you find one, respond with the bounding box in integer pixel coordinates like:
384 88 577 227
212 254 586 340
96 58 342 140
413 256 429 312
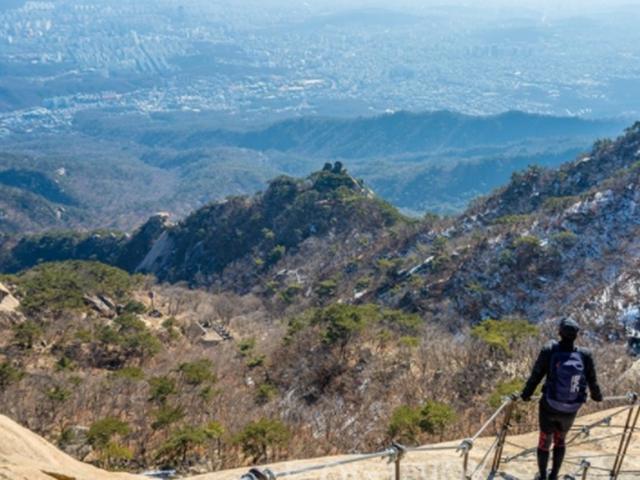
156 423 224 465
55 355 75 372
492 214 531 225
98 441 133 469
432 236 448 252
237 338 256 357
380 309 421 335
235 418 290 463
471 318 539 355
551 230 578 248
87 417 129 449
388 401 456 443
498 249 516 267
467 282 485 294
0 361 25 388
152 405 185 431
256 383 278 405
278 283 303 304
12 320 43 349
419 400 457 437
542 196 578 214
161 317 181 341
431 254 450 273
122 300 147 314
287 304 421 348
246 355 265 369
178 359 216 386
317 304 373 346
149 376 177 404
355 277 370 290
388 405 422 444
264 281 279 295
399 336 420 348
376 257 401 273
489 379 524 409
513 235 541 250
111 366 145 381
267 245 286 265
99 314 162 360
315 279 338 298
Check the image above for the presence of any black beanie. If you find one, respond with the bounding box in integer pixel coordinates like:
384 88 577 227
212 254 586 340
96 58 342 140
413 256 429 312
559 318 580 341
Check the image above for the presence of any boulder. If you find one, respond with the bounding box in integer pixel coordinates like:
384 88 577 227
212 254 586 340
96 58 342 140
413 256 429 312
82 294 114 317
0 282 20 312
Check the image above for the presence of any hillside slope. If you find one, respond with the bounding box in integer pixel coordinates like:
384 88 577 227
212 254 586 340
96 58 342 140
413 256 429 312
362 122 640 329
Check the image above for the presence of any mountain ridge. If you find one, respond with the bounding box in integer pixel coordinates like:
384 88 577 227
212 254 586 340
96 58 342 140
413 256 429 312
152 110 624 159
0 110 624 234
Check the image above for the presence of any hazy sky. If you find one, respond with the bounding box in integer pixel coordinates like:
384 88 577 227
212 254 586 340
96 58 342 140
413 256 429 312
254 0 640 14
197 0 640 24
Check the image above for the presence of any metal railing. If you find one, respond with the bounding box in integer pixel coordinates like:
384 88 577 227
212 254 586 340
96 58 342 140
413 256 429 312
240 393 640 480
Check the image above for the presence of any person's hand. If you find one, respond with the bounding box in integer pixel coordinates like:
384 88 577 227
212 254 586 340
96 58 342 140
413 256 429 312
520 393 531 402
591 392 603 402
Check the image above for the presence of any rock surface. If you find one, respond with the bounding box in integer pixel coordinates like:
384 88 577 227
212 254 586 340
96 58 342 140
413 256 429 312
0 414 138 480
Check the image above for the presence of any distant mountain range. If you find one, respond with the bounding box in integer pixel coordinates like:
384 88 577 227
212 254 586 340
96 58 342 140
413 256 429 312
0 110 626 234
142 110 621 158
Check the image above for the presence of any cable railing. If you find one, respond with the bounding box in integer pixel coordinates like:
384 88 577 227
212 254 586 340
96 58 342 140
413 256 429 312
240 392 640 480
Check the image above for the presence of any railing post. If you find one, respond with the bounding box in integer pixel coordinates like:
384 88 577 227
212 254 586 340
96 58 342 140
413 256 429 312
611 404 640 480
580 459 591 480
389 442 406 480
489 398 516 476
240 469 275 480
457 438 473 480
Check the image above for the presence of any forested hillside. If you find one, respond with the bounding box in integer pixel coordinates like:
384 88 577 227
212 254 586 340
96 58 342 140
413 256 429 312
1 123 640 476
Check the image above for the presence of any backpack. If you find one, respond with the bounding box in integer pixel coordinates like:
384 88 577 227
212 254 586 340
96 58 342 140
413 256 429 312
544 346 588 413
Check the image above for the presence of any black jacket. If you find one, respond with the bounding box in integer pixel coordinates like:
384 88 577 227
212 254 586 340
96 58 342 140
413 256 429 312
521 340 603 402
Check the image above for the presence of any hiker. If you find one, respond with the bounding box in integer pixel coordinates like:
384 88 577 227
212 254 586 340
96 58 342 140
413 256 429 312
520 318 603 480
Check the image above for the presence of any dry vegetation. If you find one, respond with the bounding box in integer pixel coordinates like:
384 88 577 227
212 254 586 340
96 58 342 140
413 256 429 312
1 126 640 475
0 264 636 475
